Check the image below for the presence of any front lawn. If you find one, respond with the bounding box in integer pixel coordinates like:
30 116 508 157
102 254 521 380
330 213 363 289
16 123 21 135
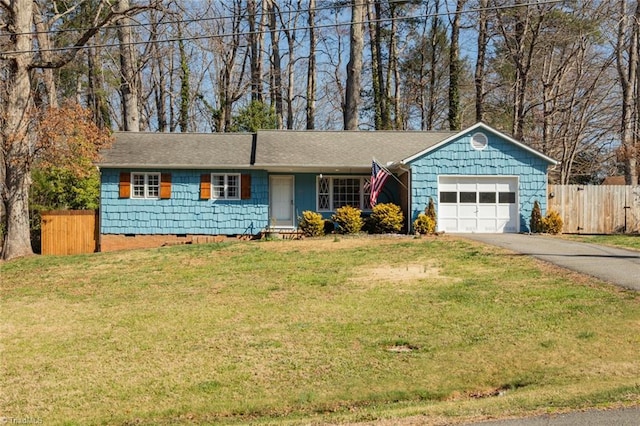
564 234 640 251
1 236 639 425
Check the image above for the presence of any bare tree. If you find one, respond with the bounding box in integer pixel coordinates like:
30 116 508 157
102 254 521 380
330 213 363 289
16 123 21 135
0 0 154 260
344 0 364 130
448 0 465 131
267 0 284 128
306 0 317 129
116 0 141 132
493 1 548 140
616 0 639 184
247 0 264 102
367 0 389 130
475 0 489 122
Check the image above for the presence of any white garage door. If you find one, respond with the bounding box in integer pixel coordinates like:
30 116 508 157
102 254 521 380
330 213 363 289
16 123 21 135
438 176 519 233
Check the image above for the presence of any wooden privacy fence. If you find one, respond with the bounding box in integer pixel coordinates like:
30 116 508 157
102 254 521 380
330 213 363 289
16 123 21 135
41 210 99 255
548 185 640 234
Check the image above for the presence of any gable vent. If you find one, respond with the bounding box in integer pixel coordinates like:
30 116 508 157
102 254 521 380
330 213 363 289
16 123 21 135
471 132 488 150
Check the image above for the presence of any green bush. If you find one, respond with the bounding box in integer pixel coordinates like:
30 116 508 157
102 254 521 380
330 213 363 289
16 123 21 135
530 200 543 233
368 203 403 234
332 205 363 234
542 210 563 234
413 213 436 235
298 211 325 237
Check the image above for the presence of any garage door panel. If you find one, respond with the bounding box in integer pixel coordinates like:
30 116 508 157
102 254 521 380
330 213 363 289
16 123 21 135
459 205 478 218
478 219 498 232
478 205 497 217
440 219 458 232
496 205 512 219
437 176 518 233
478 182 496 192
460 219 477 232
459 182 477 191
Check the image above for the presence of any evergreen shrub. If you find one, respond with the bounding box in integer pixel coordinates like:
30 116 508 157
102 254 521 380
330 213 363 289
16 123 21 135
542 210 563 234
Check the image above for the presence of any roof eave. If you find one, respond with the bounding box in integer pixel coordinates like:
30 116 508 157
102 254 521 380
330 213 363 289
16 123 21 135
97 163 253 169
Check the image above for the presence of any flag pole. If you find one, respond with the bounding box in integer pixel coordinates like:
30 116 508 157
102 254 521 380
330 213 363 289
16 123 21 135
373 158 408 189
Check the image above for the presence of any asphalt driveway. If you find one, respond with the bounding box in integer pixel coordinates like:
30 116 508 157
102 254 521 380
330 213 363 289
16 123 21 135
463 406 640 426
460 234 640 291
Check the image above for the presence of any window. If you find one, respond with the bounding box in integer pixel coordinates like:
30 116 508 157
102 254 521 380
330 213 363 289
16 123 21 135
317 176 371 211
211 173 241 200
440 192 457 203
460 192 477 203
471 132 488 150
479 192 496 203
131 173 160 199
499 192 516 203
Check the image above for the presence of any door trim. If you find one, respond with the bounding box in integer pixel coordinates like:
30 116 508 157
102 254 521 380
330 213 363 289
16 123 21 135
269 175 295 228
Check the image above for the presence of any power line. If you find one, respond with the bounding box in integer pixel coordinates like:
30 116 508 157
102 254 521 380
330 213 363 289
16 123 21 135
1 0 564 56
1 0 408 37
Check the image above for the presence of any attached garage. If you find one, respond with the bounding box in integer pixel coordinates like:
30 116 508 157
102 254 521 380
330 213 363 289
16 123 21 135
438 176 519 233
403 123 557 234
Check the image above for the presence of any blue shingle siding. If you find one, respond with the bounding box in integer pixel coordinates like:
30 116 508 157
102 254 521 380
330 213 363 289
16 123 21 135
408 131 550 232
100 169 269 235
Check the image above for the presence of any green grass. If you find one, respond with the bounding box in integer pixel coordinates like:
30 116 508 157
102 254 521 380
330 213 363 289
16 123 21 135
564 234 640 251
1 236 639 425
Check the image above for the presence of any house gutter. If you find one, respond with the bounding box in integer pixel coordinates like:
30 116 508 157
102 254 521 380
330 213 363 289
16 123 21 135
396 162 412 234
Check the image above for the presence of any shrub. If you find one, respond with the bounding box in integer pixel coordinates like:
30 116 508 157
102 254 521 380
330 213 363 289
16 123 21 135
332 205 363 234
542 210 563 234
413 213 436 235
368 203 404 234
425 197 437 226
298 211 325 237
530 200 543 233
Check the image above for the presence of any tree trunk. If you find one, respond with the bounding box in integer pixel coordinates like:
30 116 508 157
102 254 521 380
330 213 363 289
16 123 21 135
616 0 639 185
87 43 112 129
388 3 402 130
306 0 316 130
448 0 464 131
427 0 441 130
475 0 488 123
1 0 35 259
268 1 284 129
248 0 263 102
178 23 190 133
117 0 140 131
367 0 389 130
344 0 364 130
32 3 58 109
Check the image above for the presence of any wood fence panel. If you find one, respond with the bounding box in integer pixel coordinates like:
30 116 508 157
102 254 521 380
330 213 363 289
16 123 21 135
548 185 640 234
41 210 99 255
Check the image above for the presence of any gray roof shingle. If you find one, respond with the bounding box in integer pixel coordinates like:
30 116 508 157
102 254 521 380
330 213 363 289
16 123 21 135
98 132 255 169
98 130 455 170
254 130 454 168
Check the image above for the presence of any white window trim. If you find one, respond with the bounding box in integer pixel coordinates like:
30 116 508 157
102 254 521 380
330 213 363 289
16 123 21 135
316 175 372 212
131 172 161 199
211 173 241 200
471 132 488 151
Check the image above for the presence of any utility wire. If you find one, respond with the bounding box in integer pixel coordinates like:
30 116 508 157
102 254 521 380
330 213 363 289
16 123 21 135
1 0 564 56
2 0 412 37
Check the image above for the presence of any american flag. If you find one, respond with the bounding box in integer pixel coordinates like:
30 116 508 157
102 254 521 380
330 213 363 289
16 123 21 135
370 160 391 207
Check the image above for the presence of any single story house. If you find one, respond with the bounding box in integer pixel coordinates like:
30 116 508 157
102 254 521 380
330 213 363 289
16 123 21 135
98 122 557 251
